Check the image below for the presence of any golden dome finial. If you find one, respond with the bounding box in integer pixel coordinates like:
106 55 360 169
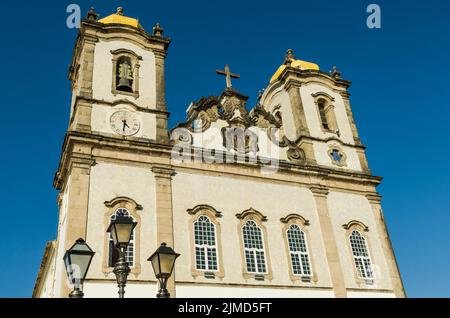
99 7 144 30
270 49 320 83
286 49 296 60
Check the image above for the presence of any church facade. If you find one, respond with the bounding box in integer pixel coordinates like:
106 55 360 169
33 7 405 298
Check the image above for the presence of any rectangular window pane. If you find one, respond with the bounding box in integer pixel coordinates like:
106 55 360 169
291 253 301 275
245 250 256 273
300 254 311 276
196 247 206 270
256 251 266 273
207 247 218 271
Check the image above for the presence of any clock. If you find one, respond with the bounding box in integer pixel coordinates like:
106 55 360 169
110 111 140 136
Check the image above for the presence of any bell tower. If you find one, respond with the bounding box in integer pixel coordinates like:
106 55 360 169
50 7 173 297
260 49 370 173
67 7 170 143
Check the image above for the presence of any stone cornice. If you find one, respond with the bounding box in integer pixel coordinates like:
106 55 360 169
187 205 223 218
297 135 366 150
81 19 171 50
366 193 383 204
236 208 268 222
309 186 330 197
74 96 170 116
54 131 382 192
342 220 369 232
104 196 143 210
151 165 176 178
280 67 352 89
54 131 173 190
280 214 310 225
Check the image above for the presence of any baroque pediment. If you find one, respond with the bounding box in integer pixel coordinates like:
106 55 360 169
172 87 307 165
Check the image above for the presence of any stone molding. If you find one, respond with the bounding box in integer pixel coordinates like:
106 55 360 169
187 205 226 279
235 208 273 281
187 204 223 218
280 214 318 283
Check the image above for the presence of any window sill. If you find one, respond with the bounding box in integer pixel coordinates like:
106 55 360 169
242 272 273 281
112 89 139 99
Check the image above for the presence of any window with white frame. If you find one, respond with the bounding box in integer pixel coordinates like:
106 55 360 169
194 216 218 271
287 224 312 276
242 220 267 274
349 230 374 279
108 208 135 267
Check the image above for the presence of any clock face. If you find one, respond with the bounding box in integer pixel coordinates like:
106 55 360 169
110 111 140 136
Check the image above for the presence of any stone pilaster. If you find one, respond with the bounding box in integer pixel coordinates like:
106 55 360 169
357 148 371 174
78 35 97 99
71 34 97 133
366 194 406 298
154 50 170 144
299 139 317 165
340 91 361 145
152 165 176 297
286 80 310 138
71 100 93 133
310 186 347 298
58 155 94 298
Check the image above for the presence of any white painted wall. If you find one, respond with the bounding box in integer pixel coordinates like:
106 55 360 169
35 249 57 298
347 291 395 298
299 84 354 144
83 281 158 298
176 285 335 298
85 162 158 281
326 191 393 291
266 89 296 141
171 171 332 288
92 40 156 109
53 177 71 298
313 141 362 172
91 103 157 139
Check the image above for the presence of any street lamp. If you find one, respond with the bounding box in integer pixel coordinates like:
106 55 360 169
63 238 95 298
107 214 137 298
148 243 180 298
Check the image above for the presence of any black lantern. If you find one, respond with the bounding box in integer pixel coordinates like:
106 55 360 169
107 213 137 298
148 243 180 298
63 238 95 298
107 215 137 248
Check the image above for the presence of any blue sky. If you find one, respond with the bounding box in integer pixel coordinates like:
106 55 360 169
0 0 449 297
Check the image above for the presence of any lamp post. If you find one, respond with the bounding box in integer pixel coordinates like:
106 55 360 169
63 238 95 298
107 213 137 298
148 243 180 298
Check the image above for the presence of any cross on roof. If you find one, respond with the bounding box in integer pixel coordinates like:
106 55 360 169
216 64 240 89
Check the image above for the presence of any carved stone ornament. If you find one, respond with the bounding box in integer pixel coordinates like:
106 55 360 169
171 127 193 145
287 146 306 163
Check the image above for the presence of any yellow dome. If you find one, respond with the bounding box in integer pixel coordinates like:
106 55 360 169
99 7 143 30
270 50 319 83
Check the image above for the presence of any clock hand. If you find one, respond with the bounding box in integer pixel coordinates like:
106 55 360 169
122 119 129 132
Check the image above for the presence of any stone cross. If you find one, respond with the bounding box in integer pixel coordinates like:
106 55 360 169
216 64 240 88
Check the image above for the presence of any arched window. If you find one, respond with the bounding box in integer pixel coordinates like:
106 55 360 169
116 56 134 93
287 224 311 276
242 220 267 274
108 208 135 267
349 230 373 279
312 93 338 134
194 216 218 271
318 99 330 130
